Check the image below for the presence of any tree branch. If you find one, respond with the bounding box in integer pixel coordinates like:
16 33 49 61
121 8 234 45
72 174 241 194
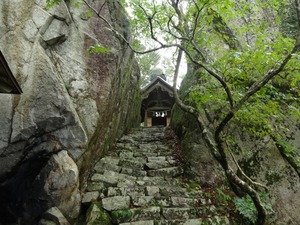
215 43 300 142
228 148 268 191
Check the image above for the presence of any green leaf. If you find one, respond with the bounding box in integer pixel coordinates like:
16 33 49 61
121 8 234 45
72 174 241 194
87 44 110 54
46 0 61 8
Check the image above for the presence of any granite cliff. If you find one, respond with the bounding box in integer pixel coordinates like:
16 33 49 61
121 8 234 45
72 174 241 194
0 0 140 224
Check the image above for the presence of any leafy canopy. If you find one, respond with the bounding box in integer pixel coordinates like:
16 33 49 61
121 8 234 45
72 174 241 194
123 0 300 138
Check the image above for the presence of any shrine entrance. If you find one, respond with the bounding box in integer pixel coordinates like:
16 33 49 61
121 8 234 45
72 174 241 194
152 116 166 126
141 75 174 127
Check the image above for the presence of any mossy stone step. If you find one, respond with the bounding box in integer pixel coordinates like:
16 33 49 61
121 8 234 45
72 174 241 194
107 186 146 197
111 206 161 224
147 167 184 178
120 220 154 225
162 208 201 220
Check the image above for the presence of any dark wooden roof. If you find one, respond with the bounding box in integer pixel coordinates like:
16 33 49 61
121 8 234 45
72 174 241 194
141 76 174 111
0 51 22 94
141 76 173 99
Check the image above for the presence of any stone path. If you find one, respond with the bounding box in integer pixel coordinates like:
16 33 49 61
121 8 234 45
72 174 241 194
82 127 230 225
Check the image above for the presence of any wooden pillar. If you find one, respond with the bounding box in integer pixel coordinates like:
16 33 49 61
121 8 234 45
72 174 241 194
166 117 171 127
144 110 148 127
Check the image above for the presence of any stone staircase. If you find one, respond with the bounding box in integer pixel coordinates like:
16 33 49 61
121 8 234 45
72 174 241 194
81 127 231 225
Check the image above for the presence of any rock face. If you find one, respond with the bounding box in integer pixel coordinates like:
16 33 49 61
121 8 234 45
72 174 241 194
171 68 300 224
0 0 140 224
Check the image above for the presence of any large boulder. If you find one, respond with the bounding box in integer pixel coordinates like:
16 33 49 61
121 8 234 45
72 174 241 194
0 0 140 224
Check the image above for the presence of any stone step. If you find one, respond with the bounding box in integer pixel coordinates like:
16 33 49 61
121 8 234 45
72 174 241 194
131 196 199 208
119 151 135 159
86 181 106 192
91 170 137 187
162 208 201 220
147 167 184 178
145 161 176 170
155 219 201 225
94 161 121 174
102 196 131 211
159 186 189 198
107 187 145 198
111 206 161 224
81 191 99 204
85 127 231 225
135 177 181 187
119 159 146 169
120 167 147 177
120 220 154 225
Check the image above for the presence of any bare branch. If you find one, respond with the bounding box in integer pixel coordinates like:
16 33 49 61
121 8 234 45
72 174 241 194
228 148 268 191
98 0 107 16
173 49 199 115
190 0 210 41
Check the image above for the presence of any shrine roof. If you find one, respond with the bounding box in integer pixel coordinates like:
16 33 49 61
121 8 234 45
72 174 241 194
141 76 173 98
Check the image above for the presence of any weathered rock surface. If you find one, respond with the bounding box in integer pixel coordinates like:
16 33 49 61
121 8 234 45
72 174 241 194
86 203 112 225
83 127 231 225
0 0 140 223
39 207 70 225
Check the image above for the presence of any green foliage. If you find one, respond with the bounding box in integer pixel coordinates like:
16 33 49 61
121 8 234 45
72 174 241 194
184 181 201 193
276 139 297 157
234 193 273 224
137 51 161 86
46 0 61 8
87 44 110 54
265 170 283 185
216 188 232 205
111 209 133 223
234 195 256 223
295 157 300 167
80 10 93 20
279 0 299 38
181 0 300 134
46 0 81 9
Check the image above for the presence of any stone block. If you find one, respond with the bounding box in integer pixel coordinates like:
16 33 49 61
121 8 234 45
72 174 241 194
102 196 131 211
121 167 133 175
41 18 68 46
162 208 200 220
94 161 121 173
81 191 99 204
147 156 166 162
145 186 160 196
39 207 70 225
132 196 154 207
120 220 154 225
99 156 120 165
147 167 183 178
111 207 161 224
159 187 187 197
86 203 111 225
91 173 118 186
183 219 203 225
119 151 134 159
171 197 198 207
145 161 171 170
87 182 105 192
119 159 145 169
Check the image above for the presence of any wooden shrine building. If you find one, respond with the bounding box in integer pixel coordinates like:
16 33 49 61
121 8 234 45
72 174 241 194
141 75 175 127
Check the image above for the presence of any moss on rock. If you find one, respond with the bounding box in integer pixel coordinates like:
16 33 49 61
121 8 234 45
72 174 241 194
86 202 112 225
